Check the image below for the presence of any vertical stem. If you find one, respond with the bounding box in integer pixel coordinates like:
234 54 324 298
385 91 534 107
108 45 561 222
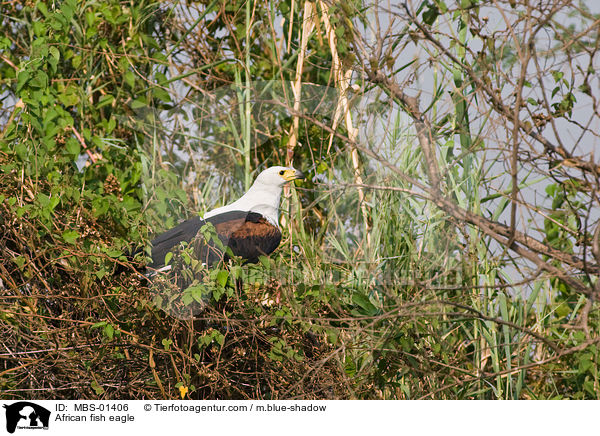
244 0 252 191
318 0 371 248
288 1 315 166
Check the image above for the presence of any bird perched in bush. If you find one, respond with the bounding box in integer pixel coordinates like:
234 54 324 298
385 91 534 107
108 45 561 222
148 166 305 270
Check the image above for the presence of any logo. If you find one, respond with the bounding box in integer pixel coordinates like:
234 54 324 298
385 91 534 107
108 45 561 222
3 402 50 434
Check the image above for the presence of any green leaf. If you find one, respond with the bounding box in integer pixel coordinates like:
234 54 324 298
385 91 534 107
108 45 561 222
131 98 147 109
551 70 564 82
92 196 110 217
578 353 593 373
65 138 80 156
37 192 59 212
16 71 30 93
182 292 193 306
259 255 271 269
91 321 107 329
30 70 48 89
104 324 114 340
104 248 122 258
37 2 49 17
62 230 79 244
97 94 114 109
230 265 242 280
60 0 75 22
91 380 105 395
162 338 173 350
152 86 171 103
555 302 570 318
422 4 440 25
59 86 79 107
216 270 229 287
124 70 135 88
352 293 378 316
71 55 82 69
32 22 46 37
344 355 357 376
49 46 60 61
48 46 60 72
15 142 28 160
191 285 205 303
434 0 448 13
12 255 26 270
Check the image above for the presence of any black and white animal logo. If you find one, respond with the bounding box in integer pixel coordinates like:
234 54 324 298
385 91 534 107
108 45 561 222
3 402 50 434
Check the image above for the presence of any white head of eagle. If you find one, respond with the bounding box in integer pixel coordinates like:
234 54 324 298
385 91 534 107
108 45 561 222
149 166 305 268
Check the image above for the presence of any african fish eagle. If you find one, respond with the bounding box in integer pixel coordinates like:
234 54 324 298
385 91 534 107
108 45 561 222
148 166 305 268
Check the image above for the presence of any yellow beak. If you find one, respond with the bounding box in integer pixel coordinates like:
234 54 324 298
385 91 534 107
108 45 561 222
282 168 306 181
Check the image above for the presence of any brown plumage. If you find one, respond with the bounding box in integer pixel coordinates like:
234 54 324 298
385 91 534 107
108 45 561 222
212 213 282 262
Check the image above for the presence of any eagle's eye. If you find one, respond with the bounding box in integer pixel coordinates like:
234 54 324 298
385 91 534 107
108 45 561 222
279 170 285 175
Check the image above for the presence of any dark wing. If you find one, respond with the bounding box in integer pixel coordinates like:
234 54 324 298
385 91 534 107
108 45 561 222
150 216 204 267
149 210 282 268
